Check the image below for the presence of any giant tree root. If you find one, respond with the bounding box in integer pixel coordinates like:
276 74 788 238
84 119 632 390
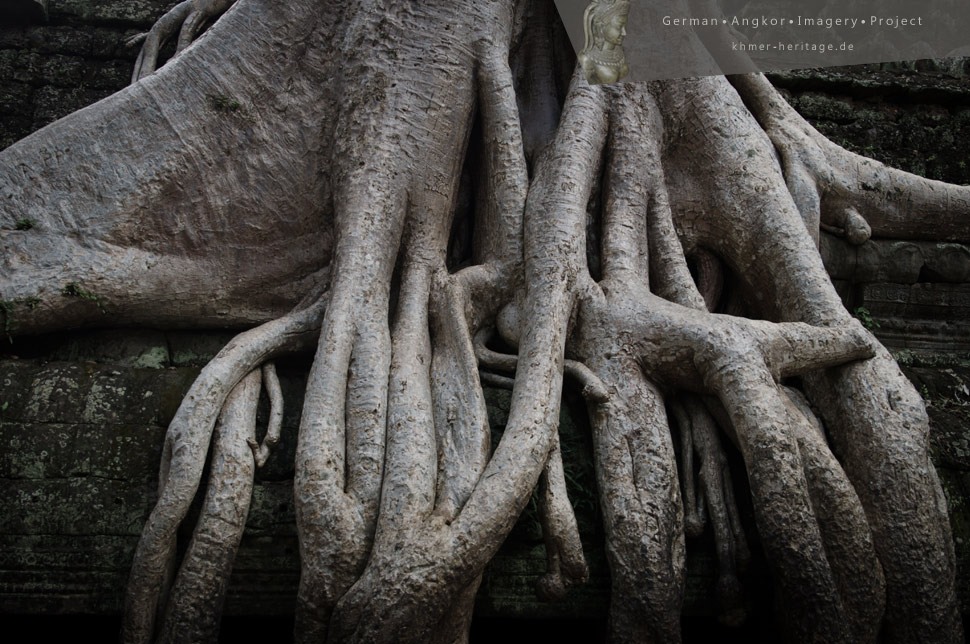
123 300 325 643
156 369 262 644
670 395 749 627
3 1 965 642
474 331 591 602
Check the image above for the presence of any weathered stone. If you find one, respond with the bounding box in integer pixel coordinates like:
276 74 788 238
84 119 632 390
245 482 297 536
939 469 970 614
47 329 170 368
167 330 237 367
0 535 132 613
73 424 166 480
927 245 970 283
0 49 42 84
0 340 966 623
53 1 175 27
903 365 970 471
0 422 86 479
863 283 970 323
30 84 113 128
0 80 32 114
477 543 609 619
1 478 154 535
771 66 970 186
822 235 970 285
1 327 967 616
3 361 195 426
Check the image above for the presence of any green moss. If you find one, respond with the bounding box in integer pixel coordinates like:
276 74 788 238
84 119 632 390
208 94 243 114
0 296 41 342
61 282 104 313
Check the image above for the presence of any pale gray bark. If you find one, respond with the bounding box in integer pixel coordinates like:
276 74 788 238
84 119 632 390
1 0 967 642
157 368 261 644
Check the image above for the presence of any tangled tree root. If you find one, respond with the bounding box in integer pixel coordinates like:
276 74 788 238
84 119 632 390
156 368 262 644
128 0 237 82
31 1 961 642
123 299 325 643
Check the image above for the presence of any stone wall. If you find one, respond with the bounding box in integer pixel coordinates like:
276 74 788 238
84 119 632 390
1 1 969 640
0 0 171 149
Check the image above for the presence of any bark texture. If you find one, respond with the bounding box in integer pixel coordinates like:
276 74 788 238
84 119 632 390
1 0 967 642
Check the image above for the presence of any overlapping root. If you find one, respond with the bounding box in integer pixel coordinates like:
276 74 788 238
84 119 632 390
728 73 970 246
129 0 237 83
306 51 550 644
474 332 595 601
557 76 936 643
122 299 325 644
156 368 262 644
120 3 965 639
669 395 749 626
717 74 964 643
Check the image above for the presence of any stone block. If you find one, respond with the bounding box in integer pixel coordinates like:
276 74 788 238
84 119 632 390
0 49 42 84
863 282 970 322
0 25 28 49
87 58 130 89
5 360 196 426
0 422 84 479
167 330 236 366
38 53 86 86
0 347 966 623
938 469 970 613
0 478 154 536
30 84 113 127
0 80 32 116
73 424 166 481
53 1 175 28
926 244 970 283
903 364 970 471
245 482 297 537
821 235 970 285
0 116 32 149
0 534 132 613
47 328 170 368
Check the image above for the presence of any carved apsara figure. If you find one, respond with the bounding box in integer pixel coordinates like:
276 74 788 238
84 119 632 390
578 0 631 83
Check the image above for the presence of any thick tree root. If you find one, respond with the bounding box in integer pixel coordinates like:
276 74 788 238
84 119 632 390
729 73 970 244
130 0 237 83
473 329 592 603
248 363 283 468
123 299 324 643
588 356 685 644
672 395 749 627
322 68 603 644
782 387 885 644
575 77 895 642
669 400 704 538
536 434 590 601
293 258 394 643
156 369 261 644
802 352 963 643
58 3 960 641
661 73 959 642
